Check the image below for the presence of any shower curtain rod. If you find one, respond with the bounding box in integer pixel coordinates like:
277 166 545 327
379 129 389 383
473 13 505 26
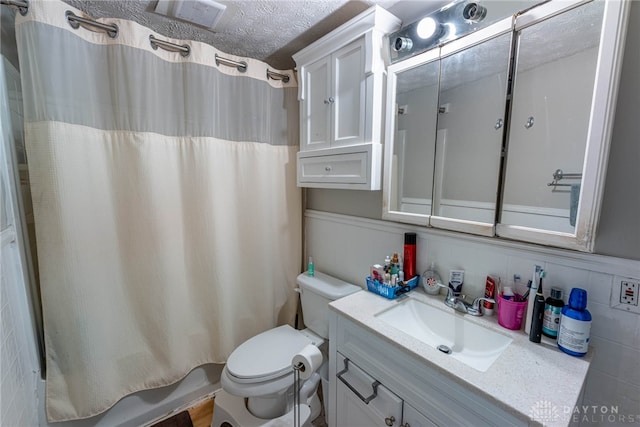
0 0 28 15
9 3 293 79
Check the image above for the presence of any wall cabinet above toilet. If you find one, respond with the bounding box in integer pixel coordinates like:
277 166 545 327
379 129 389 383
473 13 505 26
293 6 401 190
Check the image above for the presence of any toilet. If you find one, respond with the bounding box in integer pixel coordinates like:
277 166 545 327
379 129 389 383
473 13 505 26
211 271 360 427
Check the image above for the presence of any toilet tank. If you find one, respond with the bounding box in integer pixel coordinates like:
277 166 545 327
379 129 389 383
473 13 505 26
297 272 361 339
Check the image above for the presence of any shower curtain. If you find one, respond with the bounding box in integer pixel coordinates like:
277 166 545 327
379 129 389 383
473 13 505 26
15 0 301 421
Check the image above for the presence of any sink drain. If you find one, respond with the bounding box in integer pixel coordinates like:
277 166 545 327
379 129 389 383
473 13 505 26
437 344 452 354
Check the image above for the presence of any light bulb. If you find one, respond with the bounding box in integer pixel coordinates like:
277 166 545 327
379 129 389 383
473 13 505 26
416 17 438 39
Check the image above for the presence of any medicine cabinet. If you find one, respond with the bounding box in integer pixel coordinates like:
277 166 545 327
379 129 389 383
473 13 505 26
382 0 630 251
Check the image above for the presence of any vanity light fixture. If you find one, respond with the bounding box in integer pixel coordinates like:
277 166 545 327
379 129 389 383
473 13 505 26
389 0 494 63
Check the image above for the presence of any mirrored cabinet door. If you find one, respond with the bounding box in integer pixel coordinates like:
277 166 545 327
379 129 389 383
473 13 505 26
500 1 603 234
430 21 512 236
497 0 630 251
383 49 440 226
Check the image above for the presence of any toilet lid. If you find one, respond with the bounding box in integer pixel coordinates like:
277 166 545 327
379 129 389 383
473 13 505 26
226 325 312 381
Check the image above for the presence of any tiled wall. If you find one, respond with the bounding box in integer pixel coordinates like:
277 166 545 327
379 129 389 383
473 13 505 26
1 247 40 427
306 210 640 424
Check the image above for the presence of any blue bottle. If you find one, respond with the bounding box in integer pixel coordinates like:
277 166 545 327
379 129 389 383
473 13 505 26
557 288 591 357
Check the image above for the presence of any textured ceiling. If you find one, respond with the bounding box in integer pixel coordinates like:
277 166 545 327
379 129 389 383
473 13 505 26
59 0 450 70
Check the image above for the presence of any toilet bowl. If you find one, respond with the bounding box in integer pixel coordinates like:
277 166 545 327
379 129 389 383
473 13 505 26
220 324 324 419
212 389 312 427
213 272 361 426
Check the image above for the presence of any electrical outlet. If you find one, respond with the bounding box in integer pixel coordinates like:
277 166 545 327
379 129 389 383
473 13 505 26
611 276 640 314
620 280 638 305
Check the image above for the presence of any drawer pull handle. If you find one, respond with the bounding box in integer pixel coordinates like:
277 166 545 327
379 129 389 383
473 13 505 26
385 416 396 426
324 166 332 172
336 358 380 404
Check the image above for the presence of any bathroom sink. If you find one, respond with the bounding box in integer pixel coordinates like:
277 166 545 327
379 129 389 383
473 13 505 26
375 298 512 372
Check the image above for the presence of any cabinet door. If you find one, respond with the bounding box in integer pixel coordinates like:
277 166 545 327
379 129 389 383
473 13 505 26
332 38 366 147
302 56 332 151
496 0 629 251
335 355 403 426
402 402 437 427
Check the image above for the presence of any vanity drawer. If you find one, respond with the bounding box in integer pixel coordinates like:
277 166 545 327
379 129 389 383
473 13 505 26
297 151 368 184
335 352 403 427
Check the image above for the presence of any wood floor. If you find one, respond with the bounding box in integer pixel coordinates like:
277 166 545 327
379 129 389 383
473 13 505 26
187 398 214 427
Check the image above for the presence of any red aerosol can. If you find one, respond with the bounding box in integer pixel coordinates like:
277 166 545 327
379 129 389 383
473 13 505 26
403 232 416 280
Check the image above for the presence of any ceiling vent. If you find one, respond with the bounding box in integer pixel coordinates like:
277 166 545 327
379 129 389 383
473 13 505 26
155 0 227 30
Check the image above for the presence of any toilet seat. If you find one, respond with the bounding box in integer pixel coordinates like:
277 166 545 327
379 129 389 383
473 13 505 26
226 325 312 384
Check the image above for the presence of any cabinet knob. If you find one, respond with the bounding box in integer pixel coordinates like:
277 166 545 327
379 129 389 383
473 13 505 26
525 116 534 129
324 97 335 105
400 423 410 427
324 165 332 172
385 416 396 426
495 118 503 130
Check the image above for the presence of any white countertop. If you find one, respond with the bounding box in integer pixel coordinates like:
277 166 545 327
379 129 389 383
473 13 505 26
329 288 592 425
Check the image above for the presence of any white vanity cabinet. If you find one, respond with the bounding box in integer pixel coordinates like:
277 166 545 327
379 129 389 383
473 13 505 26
328 311 527 426
293 6 400 190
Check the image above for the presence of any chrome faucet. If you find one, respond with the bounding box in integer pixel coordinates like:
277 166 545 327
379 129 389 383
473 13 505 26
436 283 495 316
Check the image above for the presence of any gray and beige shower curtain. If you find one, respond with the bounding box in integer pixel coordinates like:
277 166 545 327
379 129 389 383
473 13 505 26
15 0 301 421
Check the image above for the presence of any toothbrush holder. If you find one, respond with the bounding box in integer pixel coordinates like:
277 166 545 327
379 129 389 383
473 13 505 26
497 294 527 330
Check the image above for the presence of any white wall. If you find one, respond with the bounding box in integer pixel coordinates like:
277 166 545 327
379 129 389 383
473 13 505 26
306 210 640 423
594 2 640 260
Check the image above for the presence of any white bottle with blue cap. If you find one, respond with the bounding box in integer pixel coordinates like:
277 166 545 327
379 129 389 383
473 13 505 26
557 288 592 357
